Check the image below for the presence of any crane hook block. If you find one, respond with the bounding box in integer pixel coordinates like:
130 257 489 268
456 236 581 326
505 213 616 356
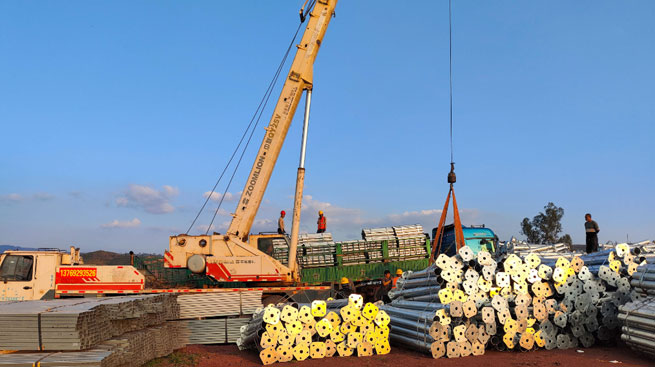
447 163 456 184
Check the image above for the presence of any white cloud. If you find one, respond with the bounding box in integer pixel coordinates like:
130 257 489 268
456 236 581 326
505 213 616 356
68 191 83 199
196 220 232 234
203 191 236 202
33 192 55 201
196 224 216 233
116 184 178 214
1 192 56 203
1 193 23 202
101 218 141 228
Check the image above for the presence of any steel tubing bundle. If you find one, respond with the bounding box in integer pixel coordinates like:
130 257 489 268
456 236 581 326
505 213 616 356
619 297 655 357
396 275 440 289
382 242 649 359
238 294 391 365
388 316 434 335
405 293 440 303
381 305 439 323
389 285 442 300
401 265 438 281
389 333 432 353
633 265 655 295
388 300 446 312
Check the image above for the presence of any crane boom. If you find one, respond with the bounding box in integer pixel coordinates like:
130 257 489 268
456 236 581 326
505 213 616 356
165 0 338 284
229 0 336 241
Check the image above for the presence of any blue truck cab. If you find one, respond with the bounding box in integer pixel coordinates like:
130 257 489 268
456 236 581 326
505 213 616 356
431 224 498 257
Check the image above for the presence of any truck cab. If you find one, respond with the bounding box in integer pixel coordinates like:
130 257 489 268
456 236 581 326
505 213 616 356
0 248 74 301
432 224 498 257
1 247 145 301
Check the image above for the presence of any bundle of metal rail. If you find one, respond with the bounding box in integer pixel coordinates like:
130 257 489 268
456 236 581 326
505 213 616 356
383 243 649 358
509 241 571 257
237 295 391 365
0 295 184 367
173 290 263 344
271 230 430 269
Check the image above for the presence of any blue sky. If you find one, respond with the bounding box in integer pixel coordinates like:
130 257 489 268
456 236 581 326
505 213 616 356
1 1 653 253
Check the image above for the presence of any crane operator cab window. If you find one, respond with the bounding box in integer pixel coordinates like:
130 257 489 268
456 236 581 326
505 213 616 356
0 255 34 281
257 238 276 257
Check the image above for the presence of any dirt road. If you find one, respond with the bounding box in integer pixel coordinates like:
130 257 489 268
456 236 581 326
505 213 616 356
160 344 652 367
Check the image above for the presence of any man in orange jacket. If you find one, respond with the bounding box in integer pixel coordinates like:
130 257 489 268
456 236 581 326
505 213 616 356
317 210 326 233
392 269 403 288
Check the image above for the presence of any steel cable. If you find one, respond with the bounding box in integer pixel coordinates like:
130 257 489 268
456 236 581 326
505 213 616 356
185 13 309 234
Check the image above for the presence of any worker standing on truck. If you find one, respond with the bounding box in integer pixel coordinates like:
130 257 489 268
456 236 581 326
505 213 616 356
584 213 600 253
392 269 403 289
278 211 286 234
336 277 353 299
376 270 393 303
317 210 326 233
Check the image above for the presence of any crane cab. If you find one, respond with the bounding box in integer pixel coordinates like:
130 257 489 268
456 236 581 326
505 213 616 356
165 233 296 284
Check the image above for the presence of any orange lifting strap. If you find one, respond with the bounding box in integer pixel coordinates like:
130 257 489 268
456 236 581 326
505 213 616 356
430 164 466 262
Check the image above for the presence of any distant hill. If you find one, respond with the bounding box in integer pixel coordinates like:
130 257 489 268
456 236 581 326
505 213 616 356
0 245 39 253
82 250 161 265
0 246 160 266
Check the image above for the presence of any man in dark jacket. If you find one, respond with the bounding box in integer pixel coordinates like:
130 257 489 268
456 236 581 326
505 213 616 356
376 270 393 303
585 213 600 253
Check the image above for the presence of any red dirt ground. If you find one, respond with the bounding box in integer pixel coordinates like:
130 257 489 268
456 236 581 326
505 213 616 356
178 344 653 367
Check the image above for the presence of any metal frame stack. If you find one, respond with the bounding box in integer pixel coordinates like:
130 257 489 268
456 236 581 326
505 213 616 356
383 243 648 358
270 225 430 269
173 290 263 344
237 295 391 365
0 295 183 367
297 234 337 268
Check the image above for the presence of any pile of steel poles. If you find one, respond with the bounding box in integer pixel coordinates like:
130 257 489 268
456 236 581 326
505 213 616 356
384 243 646 358
619 263 655 357
237 295 391 365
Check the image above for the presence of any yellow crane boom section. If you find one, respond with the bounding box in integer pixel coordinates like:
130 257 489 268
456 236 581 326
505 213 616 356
229 0 337 241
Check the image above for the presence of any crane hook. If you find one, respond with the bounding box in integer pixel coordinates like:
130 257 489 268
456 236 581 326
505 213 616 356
447 162 456 184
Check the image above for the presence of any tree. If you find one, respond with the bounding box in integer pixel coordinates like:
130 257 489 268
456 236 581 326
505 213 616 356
520 202 572 245
559 234 573 246
520 218 540 243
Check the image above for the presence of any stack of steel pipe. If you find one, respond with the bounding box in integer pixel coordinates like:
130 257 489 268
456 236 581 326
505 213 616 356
237 295 390 365
510 242 571 257
383 243 647 359
619 297 655 357
632 264 655 295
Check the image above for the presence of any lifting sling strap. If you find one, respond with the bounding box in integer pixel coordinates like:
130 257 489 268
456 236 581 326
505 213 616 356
430 164 466 262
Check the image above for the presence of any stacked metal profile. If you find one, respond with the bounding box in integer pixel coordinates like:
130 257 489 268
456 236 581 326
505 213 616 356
237 295 391 365
272 237 290 266
297 233 337 268
361 224 424 241
173 290 263 344
270 226 429 268
0 295 183 367
382 243 647 358
340 240 384 264
619 263 655 357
